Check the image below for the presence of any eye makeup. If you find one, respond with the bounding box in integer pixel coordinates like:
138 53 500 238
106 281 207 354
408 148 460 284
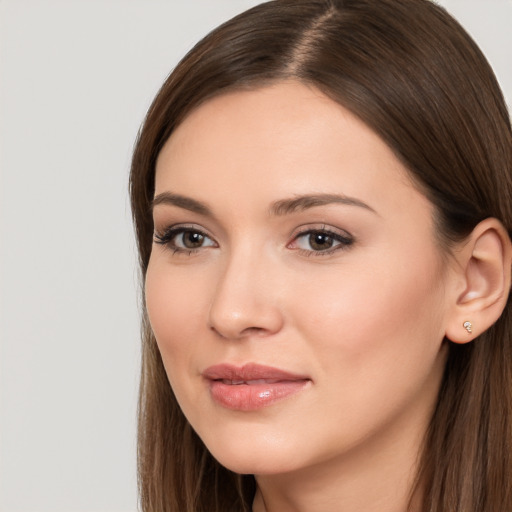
154 224 217 255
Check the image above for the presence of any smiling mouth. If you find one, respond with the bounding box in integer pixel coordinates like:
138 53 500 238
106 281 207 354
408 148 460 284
203 363 310 411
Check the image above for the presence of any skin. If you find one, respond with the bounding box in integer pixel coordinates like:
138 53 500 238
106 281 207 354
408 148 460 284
145 82 456 512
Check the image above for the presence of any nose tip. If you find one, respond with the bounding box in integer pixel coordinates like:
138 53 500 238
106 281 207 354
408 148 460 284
207 265 284 340
208 297 284 340
209 310 282 340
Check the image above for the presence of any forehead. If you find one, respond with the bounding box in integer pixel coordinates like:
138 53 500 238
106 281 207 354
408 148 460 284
154 81 425 220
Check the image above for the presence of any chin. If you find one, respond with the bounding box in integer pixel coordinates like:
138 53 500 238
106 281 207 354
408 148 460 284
214 453 298 476
199 427 307 476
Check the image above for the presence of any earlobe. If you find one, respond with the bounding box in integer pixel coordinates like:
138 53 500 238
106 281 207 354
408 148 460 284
445 218 512 344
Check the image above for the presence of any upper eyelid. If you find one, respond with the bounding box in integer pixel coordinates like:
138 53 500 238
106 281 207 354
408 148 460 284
154 223 214 237
153 218 224 241
153 225 217 246
153 223 354 247
290 223 353 238
291 228 354 244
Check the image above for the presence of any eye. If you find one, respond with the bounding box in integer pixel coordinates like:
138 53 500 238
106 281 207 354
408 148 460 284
154 226 217 253
175 230 210 249
290 227 354 256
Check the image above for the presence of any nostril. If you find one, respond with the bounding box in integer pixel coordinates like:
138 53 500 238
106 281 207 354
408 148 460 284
209 324 267 339
241 326 267 337
209 324 224 338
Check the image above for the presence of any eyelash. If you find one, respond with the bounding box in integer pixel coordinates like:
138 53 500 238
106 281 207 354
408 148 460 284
153 225 216 255
290 227 354 257
153 225 354 257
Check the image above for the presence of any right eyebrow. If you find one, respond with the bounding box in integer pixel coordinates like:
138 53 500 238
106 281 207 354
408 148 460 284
150 192 213 217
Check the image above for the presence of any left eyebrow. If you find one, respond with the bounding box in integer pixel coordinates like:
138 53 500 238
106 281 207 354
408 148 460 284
270 193 378 216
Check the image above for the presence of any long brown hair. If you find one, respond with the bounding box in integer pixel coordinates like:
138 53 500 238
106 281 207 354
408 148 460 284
130 1 512 510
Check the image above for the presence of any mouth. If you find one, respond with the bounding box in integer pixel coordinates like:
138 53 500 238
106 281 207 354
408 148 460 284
202 363 311 411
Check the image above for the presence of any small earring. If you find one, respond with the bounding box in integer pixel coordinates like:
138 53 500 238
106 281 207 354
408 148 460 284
463 321 473 334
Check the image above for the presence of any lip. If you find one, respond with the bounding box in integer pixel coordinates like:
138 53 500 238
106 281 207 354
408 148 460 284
202 363 310 411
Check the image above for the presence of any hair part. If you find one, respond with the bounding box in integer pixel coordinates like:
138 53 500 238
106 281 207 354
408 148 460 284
130 1 512 510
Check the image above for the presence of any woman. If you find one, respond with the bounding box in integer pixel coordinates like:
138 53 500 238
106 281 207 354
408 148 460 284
130 0 512 510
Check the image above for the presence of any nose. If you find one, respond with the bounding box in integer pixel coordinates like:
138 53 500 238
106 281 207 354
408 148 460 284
208 249 284 340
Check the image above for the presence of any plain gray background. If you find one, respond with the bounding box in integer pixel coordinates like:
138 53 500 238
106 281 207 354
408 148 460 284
0 1 510 511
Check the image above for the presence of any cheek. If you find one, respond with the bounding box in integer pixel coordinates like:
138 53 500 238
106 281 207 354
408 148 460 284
145 258 209 377
275 253 448 451
287 251 446 372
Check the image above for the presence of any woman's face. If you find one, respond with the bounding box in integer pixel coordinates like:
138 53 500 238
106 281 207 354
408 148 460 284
146 82 451 476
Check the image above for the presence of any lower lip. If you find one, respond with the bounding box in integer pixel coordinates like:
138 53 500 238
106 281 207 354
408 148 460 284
208 379 309 411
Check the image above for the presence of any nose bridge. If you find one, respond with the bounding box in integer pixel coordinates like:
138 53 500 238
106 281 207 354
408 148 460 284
208 240 283 339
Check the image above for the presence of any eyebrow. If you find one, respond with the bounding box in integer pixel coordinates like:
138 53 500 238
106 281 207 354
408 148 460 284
270 193 377 216
151 192 213 216
150 192 377 217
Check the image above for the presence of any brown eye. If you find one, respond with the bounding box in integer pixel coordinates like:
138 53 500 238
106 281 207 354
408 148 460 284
180 231 206 249
291 228 354 255
308 232 334 251
154 227 216 253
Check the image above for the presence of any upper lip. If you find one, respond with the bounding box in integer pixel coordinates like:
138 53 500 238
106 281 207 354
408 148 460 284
202 363 310 382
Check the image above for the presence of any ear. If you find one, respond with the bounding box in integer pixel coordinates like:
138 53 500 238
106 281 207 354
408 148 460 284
445 218 512 344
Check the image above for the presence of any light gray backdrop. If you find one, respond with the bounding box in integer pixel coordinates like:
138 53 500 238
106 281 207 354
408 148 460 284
1 1 510 511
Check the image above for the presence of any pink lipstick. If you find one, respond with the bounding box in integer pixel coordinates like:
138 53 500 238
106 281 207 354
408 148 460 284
202 363 310 411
